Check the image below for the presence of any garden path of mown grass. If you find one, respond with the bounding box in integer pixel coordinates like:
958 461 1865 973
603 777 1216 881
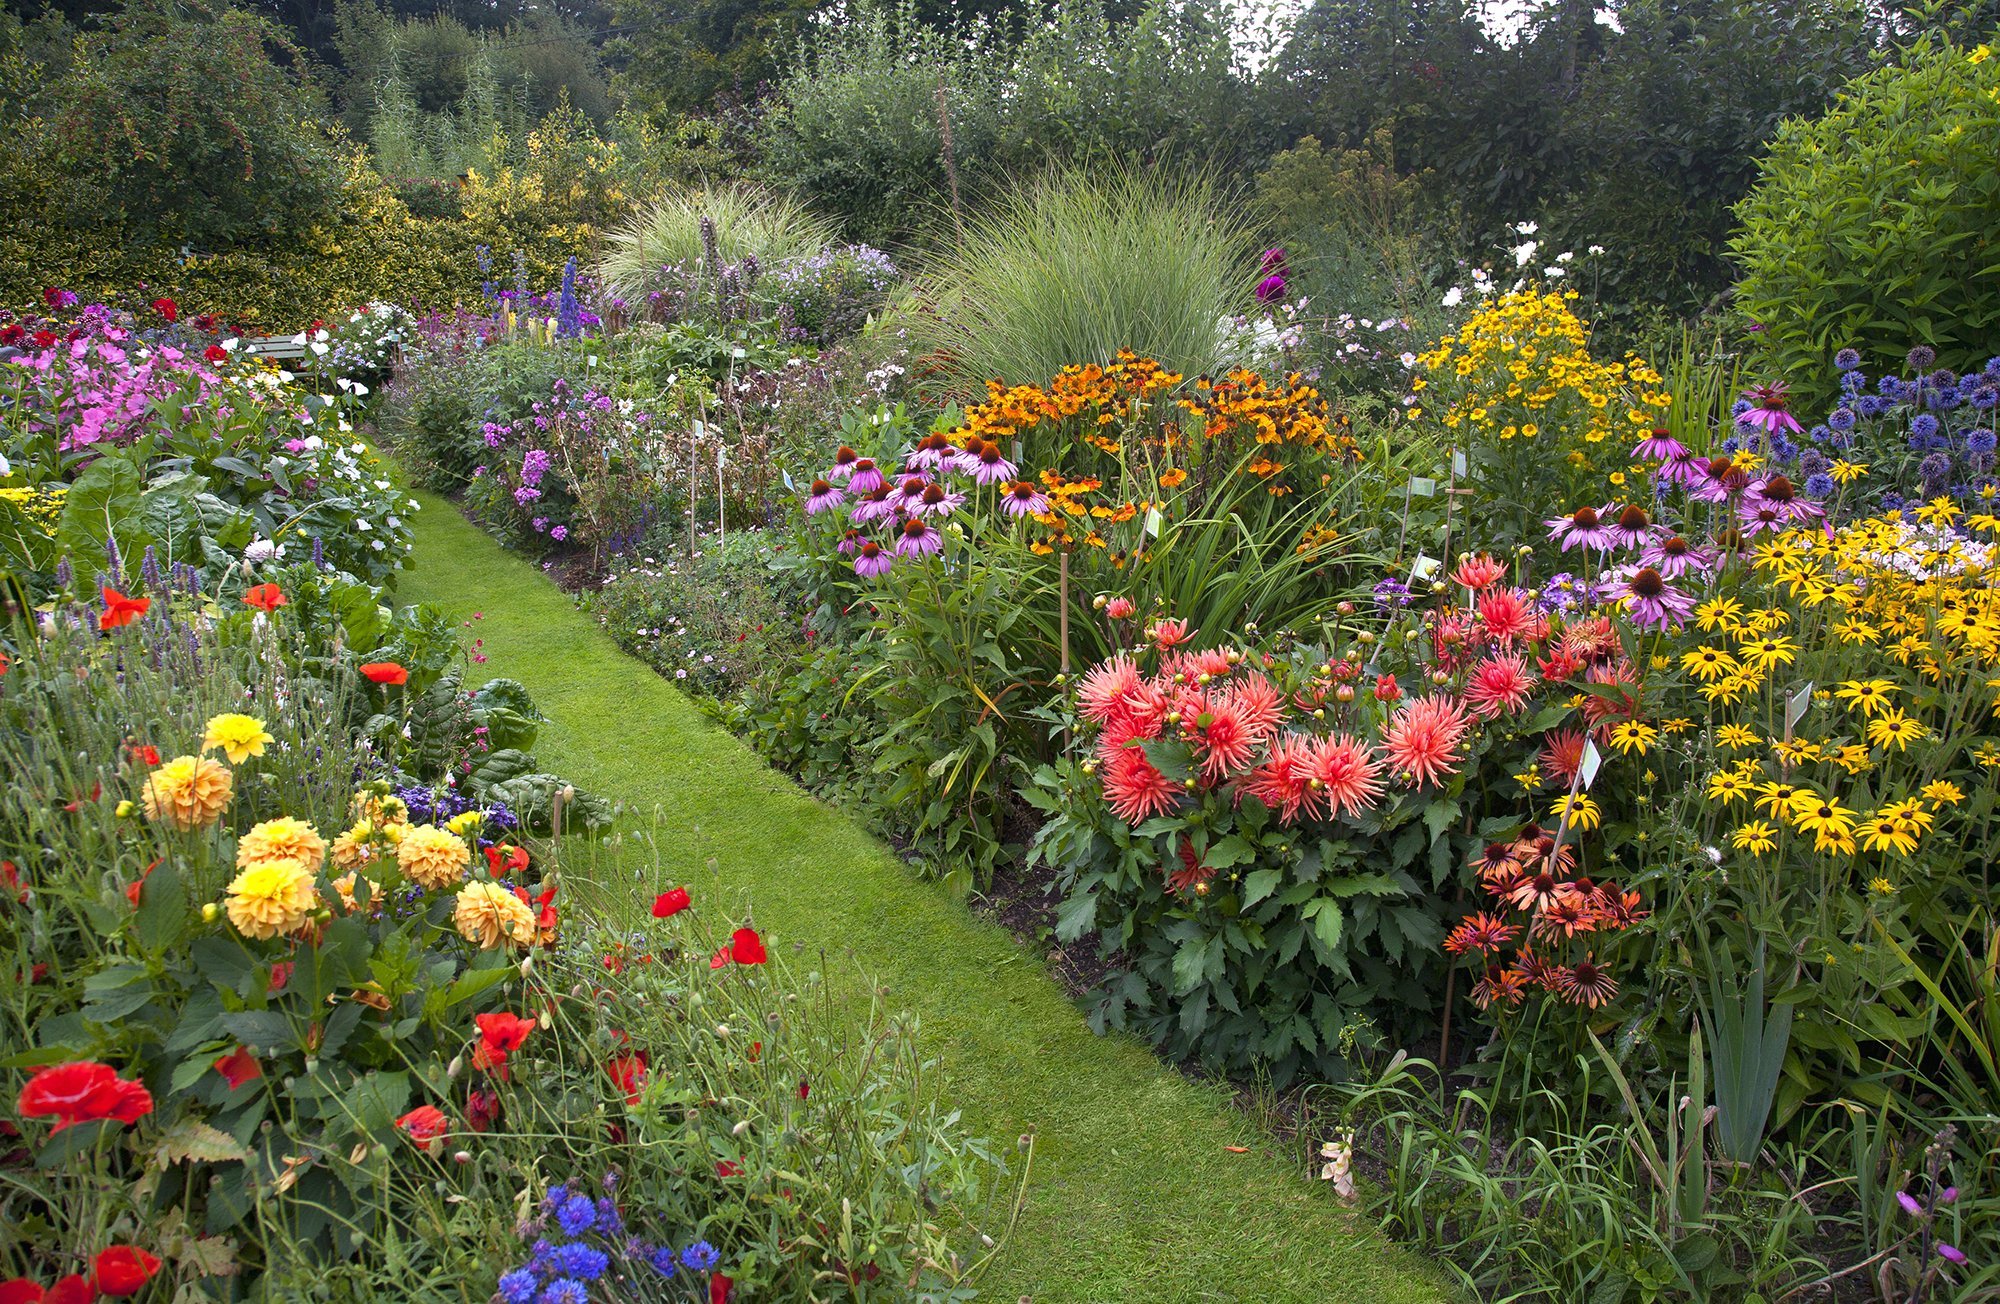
398 491 1452 1304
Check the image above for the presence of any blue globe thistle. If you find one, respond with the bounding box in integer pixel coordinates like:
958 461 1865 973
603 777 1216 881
649 1246 681 1277
680 1241 721 1272
538 1281 588 1304
1971 384 1999 411
1911 413 1941 439
1804 472 1835 498
1840 369 1867 394
1807 423 1831 443
1834 347 1862 371
1882 492 1905 511
1721 435 1743 454
1771 434 1799 462
1827 407 1857 432
1932 386 1963 412
1932 368 1959 387
1879 374 1904 398
1730 397 1753 417
1856 395 1889 419
1968 428 1997 456
557 1195 598 1237
1799 449 1829 477
551 1244 609 1282
1908 344 1937 371
1920 451 1952 493
498 1269 539 1304
1987 355 2000 379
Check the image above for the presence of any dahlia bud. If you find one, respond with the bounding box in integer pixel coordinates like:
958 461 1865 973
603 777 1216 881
1336 601 1354 616
201 903 221 923
1335 685 1355 703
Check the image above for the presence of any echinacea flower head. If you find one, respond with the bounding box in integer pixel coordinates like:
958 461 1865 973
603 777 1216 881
1552 953 1618 1007
847 458 884 494
827 445 860 480
1382 695 1470 788
454 880 537 949
1638 533 1714 579
1545 504 1616 551
804 479 845 514
971 441 1018 485
1443 911 1519 955
1605 504 1653 549
225 856 319 940
1001 479 1049 517
1631 428 1686 461
1463 654 1537 718
917 480 965 517
1613 566 1695 629
891 515 943 557
853 540 892 579
1737 382 1803 435
237 816 327 872
140 755 233 830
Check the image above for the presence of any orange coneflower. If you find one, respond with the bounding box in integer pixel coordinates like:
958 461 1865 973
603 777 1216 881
1443 911 1520 956
1532 889 1599 941
1511 947 1559 992
1552 954 1619 1007
1505 868 1567 914
1470 965 1528 1010
1470 841 1523 883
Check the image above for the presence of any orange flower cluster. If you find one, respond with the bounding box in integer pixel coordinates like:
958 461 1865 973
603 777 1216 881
1177 369 1351 457
948 350 1185 455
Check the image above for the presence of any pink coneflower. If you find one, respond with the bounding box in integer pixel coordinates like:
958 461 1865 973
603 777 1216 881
1533 891 1599 941
1453 554 1506 589
906 431 954 469
804 478 845 514
853 540 892 578
1463 654 1537 718
1545 504 1616 552
849 484 896 524
1244 736 1316 821
1540 727 1587 784
1443 911 1520 956
1611 565 1694 629
1381 695 1470 788
1605 504 1653 549
1476 588 1541 645
1630 428 1686 461
1737 383 1802 436
1655 449 1708 487
1736 499 1786 538
1305 734 1385 817
1148 617 1192 649
1690 455 1750 504
1101 745 1180 823
1078 654 1142 724
827 446 860 481
1225 673 1285 737
917 481 965 518
835 528 863 555
1638 533 1714 578
970 441 1017 485
893 474 931 509
1001 480 1049 517
1743 473 1822 526
892 515 943 557
1470 841 1523 884
1195 700 1260 779
848 458 885 494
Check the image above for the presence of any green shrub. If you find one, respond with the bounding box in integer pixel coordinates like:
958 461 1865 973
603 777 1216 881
1253 130 1441 324
1731 37 2000 389
915 166 1258 399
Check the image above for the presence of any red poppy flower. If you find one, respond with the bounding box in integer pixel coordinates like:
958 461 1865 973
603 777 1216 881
484 844 529 875
747 1041 761 1063
150 297 178 324
606 1052 648 1105
92 1245 161 1297
466 1086 501 1133
267 962 292 994
242 583 287 613
18 1062 153 1133
127 743 159 766
396 1105 448 1143
1 861 25 905
99 588 150 631
124 856 160 907
798 1078 810 1100
475 1011 536 1059
45 1278 91 1304
729 927 767 965
710 1272 733 1304
0 1279 43 1304
709 943 734 969
212 1047 260 1090
359 661 409 685
650 887 691 918
714 1159 741 1179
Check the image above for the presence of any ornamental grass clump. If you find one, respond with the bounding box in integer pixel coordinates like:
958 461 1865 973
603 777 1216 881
598 183 839 307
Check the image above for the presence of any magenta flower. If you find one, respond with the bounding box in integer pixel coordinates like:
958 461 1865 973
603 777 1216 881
905 431 954 469
1655 449 1707 487
892 474 932 511
826 445 860 482
1736 383 1803 436
849 485 896 524
1260 248 1287 275
1604 504 1655 550
1939 1243 1968 1266
969 443 1017 486
917 481 965 517
1612 566 1695 630
1000 480 1050 518
892 516 943 558
847 458 885 494
1544 505 1617 552
1638 533 1715 578
804 478 845 514
835 528 862 555
1630 429 1686 461
1689 456 1750 504
853 539 892 578
1743 474 1823 526
1255 274 1287 304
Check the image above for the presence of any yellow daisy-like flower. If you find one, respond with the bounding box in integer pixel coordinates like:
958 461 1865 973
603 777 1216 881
1771 738 1818 766
1731 821 1778 855
237 816 327 872
1715 724 1761 749
1857 814 1918 857
1787 790 1859 853
1832 617 1881 646
202 713 274 765
140 755 234 831
1834 679 1898 718
1681 646 1739 683
445 809 485 838
453 880 537 950
1866 875 1897 895
1864 710 1927 753
1736 634 1799 671
398 825 471 890
1922 780 1965 806
1549 793 1601 832
1830 744 1873 776
1607 721 1658 756
1660 718 1693 735
1829 459 1868 486
224 856 320 940
1754 780 1801 817
1705 771 1753 805
331 872 373 914
1694 596 1745 633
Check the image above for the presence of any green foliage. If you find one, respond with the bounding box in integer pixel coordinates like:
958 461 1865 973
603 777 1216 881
598 181 839 305
915 166 1257 399
1731 36 2000 388
1254 130 1443 323
607 0 825 117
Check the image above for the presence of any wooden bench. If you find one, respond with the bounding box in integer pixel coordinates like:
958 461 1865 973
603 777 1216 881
238 335 310 363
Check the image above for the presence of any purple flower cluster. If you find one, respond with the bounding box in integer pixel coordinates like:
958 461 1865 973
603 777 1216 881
810 429 1049 582
1791 346 2000 508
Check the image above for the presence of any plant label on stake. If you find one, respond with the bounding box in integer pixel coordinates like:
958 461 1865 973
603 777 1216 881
1409 554 1439 584
1783 680 1815 753
1452 449 1468 478
1143 507 1163 538
1576 739 1603 791
1409 477 1437 498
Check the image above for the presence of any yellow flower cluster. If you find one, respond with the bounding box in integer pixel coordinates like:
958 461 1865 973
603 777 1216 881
454 881 537 950
0 486 65 537
398 824 472 890
1177 369 1350 459
141 756 234 831
1414 289 1666 447
226 815 330 940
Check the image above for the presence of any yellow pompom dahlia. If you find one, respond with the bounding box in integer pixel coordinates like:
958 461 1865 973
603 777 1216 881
398 825 471 890
453 881 536 949
140 756 234 830
237 816 327 872
203 713 274 765
225 856 320 940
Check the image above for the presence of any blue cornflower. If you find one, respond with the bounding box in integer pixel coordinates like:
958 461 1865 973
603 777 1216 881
557 1195 598 1237
1827 407 1857 432
680 1241 721 1272
594 1197 625 1237
1834 347 1863 371
650 1246 681 1276
1804 472 1835 498
1911 413 1941 440
551 1244 609 1282
538 1280 589 1304
528 1239 557 1269
498 1269 539 1304
1967 428 1997 456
